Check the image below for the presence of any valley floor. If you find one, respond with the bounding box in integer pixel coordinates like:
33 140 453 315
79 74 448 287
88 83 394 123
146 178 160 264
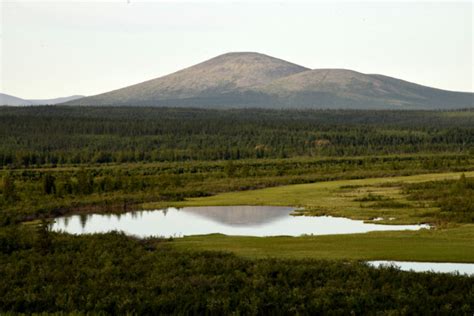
153 171 474 262
2 107 473 313
157 171 474 223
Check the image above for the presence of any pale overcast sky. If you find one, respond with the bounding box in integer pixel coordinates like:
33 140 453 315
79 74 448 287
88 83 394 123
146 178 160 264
1 0 472 99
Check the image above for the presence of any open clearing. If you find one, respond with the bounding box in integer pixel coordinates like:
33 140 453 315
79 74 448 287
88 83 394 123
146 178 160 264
154 171 474 262
146 171 474 224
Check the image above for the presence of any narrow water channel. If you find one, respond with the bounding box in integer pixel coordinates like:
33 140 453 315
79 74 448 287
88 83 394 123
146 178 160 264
368 261 474 275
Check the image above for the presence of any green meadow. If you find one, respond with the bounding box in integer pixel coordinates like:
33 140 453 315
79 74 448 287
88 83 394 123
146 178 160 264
173 225 474 262
148 171 474 223
152 171 474 262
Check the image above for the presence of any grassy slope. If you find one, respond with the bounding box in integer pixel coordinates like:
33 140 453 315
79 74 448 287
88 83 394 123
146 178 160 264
162 171 474 262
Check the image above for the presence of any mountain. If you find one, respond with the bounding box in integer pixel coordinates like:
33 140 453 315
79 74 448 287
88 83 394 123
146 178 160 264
63 52 473 109
29 95 85 105
257 69 474 109
0 93 84 106
65 52 308 107
0 93 36 106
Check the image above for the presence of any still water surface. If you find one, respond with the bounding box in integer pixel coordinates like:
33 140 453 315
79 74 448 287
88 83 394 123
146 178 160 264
368 261 474 276
50 206 429 238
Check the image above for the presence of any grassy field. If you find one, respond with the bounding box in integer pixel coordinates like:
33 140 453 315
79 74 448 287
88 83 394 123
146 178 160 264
173 225 474 262
146 171 474 262
145 170 474 225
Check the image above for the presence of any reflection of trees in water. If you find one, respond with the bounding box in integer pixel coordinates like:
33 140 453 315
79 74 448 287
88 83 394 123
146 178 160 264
63 216 70 228
79 214 88 229
181 206 293 226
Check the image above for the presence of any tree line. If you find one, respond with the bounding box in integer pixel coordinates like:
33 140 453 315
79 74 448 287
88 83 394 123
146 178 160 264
1 107 473 166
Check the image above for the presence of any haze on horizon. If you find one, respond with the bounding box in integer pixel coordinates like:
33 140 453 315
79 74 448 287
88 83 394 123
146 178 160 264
1 0 472 99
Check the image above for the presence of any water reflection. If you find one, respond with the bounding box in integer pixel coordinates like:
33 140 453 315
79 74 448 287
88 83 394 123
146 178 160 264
181 206 291 226
79 214 87 229
51 206 429 238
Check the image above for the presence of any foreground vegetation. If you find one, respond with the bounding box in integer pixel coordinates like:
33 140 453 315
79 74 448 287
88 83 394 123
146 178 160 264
1 228 472 314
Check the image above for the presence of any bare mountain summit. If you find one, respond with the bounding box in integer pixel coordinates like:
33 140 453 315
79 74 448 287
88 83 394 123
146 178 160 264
66 52 473 109
69 52 308 106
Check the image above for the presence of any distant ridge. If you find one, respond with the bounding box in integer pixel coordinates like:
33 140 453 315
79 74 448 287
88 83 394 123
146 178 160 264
59 52 472 109
0 93 84 106
29 95 85 105
0 93 36 106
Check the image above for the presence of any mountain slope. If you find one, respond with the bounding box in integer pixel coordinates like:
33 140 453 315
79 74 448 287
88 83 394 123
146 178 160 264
65 52 473 109
257 69 474 109
1 93 85 106
68 52 308 106
0 93 36 106
29 95 85 105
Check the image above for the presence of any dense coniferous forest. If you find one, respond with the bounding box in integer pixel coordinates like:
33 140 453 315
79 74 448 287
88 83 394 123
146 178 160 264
1 107 473 166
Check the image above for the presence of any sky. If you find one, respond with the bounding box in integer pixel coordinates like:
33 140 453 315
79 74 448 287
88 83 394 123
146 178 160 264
1 0 472 99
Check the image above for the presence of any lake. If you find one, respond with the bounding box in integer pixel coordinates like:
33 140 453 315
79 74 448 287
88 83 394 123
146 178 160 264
50 205 429 238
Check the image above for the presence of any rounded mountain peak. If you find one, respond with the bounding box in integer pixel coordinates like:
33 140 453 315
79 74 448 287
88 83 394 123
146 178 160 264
177 51 309 90
81 52 309 103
